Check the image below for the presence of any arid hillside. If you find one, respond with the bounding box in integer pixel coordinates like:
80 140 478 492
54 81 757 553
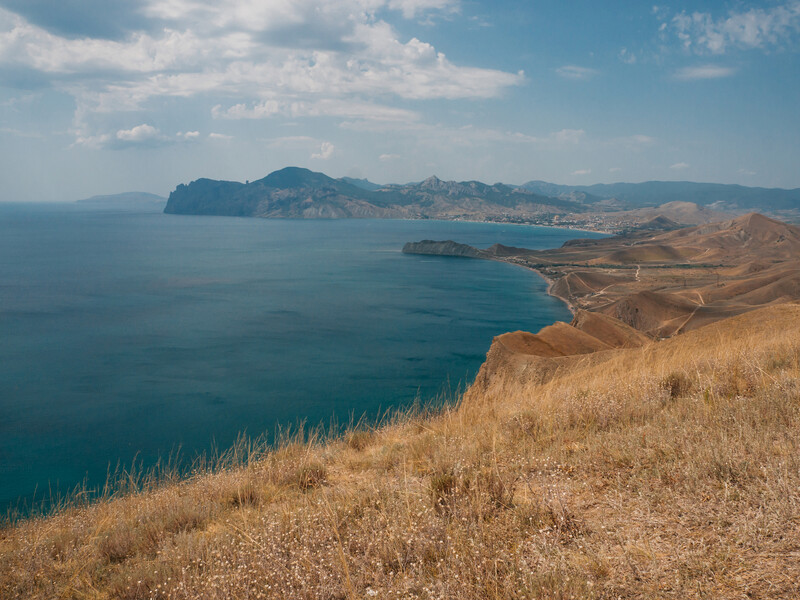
406 213 800 339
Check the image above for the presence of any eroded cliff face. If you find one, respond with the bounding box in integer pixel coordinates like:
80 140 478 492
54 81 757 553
465 310 651 403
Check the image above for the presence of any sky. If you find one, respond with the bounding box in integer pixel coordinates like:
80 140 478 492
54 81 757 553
0 0 799 201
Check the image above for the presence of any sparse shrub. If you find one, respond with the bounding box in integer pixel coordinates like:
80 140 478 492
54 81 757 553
346 430 373 452
99 525 138 563
506 410 543 439
296 463 327 491
480 469 516 509
717 364 755 398
430 470 457 513
107 559 176 600
227 480 260 507
99 499 208 563
662 371 692 399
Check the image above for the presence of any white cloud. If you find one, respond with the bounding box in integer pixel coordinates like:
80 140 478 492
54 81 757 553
0 1 520 145
208 132 233 140
738 168 756 176
671 2 800 54
572 169 591 176
609 167 622 173
670 162 690 170
674 65 736 80
311 141 335 160
379 153 400 161
618 47 636 64
610 134 656 150
214 99 419 123
551 128 585 144
387 0 459 19
73 123 201 149
116 124 163 143
555 65 598 80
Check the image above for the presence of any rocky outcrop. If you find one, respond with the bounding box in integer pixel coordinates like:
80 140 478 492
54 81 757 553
401 240 485 258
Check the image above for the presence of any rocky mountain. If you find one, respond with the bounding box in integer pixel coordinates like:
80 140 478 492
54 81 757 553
164 167 800 226
339 177 382 191
165 167 581 220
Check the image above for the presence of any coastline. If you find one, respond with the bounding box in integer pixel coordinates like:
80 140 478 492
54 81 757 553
463 251 576 316
497 257 576 316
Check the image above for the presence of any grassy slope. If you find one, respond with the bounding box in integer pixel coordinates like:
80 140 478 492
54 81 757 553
2 303 800 599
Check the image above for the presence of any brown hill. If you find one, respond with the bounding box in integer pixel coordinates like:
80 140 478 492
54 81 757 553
654 212 800 263
570 309 652 347
405 213 800 340
599 290 700 337
622 200 729 225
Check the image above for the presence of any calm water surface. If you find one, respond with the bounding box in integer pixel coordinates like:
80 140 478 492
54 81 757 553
0 203 605 509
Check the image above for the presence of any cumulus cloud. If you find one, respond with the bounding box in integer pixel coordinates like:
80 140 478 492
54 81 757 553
311 141 335 160
115 123 164 143
0 1 521 146
670 2 800 54
555 65 598 80
670 162 690 170
73 123 199 149
213 99 419 123
674 65 736 80
379 153 400 161
572 169 591 176
208 132 233 140
387 0 460 19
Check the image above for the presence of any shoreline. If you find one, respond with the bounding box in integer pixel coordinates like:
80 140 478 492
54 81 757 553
463 250 576 316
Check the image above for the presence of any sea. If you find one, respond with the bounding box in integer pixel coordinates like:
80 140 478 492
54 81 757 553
0 202 606 511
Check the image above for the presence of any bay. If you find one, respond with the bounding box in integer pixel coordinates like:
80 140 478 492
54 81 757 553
0 203 605 510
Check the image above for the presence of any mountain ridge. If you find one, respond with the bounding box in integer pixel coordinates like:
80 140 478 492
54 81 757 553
164 167 800 228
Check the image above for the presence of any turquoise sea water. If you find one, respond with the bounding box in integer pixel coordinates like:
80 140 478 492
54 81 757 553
0 203 605 510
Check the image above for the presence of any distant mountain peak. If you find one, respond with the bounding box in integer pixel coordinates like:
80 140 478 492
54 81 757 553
421 175 442 187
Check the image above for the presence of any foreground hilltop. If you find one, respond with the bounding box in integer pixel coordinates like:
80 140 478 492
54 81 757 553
2 301 799 599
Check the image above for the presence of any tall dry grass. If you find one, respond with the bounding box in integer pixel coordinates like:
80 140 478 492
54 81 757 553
1 303 799 599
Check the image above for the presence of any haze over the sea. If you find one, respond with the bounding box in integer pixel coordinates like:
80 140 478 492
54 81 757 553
1 1 799 202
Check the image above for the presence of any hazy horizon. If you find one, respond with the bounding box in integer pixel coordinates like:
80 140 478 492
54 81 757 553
1 1 799 201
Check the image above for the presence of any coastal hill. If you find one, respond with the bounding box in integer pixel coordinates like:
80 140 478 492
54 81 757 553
164 167 800 230
404 213 800 341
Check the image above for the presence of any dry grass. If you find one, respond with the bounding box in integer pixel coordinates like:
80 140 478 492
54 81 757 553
2 303 800 599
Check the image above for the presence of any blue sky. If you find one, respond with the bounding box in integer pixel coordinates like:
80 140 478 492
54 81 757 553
0 0 799 201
